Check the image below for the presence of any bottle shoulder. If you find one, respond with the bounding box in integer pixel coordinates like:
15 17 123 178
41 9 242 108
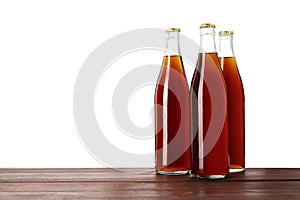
191 53 227 92
162 55 187 77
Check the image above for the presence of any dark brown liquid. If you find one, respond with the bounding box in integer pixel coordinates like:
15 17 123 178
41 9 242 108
155 55 190 173
190 53 229 177
219 57 245 170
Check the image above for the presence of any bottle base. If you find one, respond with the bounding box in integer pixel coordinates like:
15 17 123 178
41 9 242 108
190 173 227 179
230 168 245 173
156 169 189 175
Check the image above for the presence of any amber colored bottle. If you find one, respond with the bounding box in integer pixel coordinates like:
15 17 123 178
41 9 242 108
155 28 190 175
190 23 229 179
219 31 245 172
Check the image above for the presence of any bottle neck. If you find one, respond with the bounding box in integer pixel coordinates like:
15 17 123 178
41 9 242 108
218 35 234 57
164 32 181 56
199 28 217 53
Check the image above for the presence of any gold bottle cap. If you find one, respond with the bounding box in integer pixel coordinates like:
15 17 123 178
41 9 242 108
200 23 216 28
166 28 181 32
219 31 234 36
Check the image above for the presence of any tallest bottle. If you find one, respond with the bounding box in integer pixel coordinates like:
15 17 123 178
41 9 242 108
190 23 229 179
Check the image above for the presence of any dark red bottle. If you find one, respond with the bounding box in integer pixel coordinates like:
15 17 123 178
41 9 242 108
190 23 229 179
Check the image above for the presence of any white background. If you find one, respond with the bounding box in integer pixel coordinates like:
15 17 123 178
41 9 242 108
1 0 300 168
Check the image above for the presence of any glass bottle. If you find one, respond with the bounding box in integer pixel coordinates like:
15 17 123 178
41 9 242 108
155 28 190 175
219 31 245 172
190 23 229 179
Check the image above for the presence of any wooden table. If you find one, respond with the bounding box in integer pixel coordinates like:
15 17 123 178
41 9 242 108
0 168 299 199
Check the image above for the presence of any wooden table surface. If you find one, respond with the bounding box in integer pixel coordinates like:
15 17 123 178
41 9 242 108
0 168 299 199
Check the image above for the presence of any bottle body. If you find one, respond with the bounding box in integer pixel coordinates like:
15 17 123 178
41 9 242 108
190 24 229 179
155 29 190 175
219 31 245 172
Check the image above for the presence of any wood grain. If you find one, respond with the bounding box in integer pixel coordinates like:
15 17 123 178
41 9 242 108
0 168 299 199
